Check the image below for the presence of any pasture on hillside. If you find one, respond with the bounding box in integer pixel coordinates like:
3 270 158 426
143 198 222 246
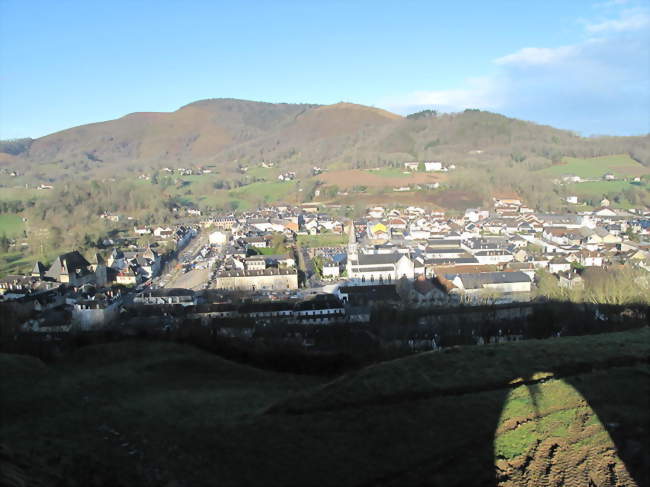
0 214 24 238
366 167 414 178
229 180 297 204
567 180 650 196
245 166 280 180
187 181 298 211
194 191 250 211
539 154 650 179
0 187 45 202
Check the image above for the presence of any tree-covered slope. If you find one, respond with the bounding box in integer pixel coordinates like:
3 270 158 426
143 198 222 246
3 100 649 182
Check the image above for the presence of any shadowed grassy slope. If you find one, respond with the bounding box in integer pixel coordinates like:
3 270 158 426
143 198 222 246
268 328 650 414
1 329 648 486
0 341 322 486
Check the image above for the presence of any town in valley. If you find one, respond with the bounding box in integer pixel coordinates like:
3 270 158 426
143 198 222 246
2 175 648 350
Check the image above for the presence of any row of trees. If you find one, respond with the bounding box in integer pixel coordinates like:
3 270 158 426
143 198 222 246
535 267 650 305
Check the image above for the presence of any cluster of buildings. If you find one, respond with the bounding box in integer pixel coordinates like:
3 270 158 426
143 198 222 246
1 194 649 337
0 222 199 333
277 171 296 181
403 161 455 172
0 251 128 333
196 196 649 306
340 196 649 301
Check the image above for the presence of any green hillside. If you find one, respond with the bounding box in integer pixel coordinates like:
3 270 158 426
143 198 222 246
0 214 24 238
2 329 648 486
540 154 650 179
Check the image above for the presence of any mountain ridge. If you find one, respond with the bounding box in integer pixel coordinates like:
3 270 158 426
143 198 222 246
1 99 649 181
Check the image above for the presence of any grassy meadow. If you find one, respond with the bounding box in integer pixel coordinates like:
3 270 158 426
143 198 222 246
366 167 414 178
540 154 650 179
230 180 297 204
0 187 45 201
1 328 648 486
296 233 348 247
246 166 280 179
0 214 24 238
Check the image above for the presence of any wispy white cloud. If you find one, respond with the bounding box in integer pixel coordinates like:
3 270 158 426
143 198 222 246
586 7 650 32
495 46 579 66
381 3 649 135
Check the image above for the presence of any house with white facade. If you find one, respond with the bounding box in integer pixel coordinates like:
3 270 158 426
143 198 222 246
424 161 443 171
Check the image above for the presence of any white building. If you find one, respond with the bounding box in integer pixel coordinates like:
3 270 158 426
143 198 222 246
209 230 228 245
404 162 419 171
447 271 532 303
322 260 340 278
424 161 443 171
346 224 414 281
464 208 490 222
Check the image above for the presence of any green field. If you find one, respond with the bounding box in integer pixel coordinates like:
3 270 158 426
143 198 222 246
181 180 297 210
1 329 647 486
0 214 24 238
0 187 45 202
246 166 279 180
230 180 297 203
297 233 348 247
568 180 637 196
540 154 650 179
192 191 247 210
366 167 414 178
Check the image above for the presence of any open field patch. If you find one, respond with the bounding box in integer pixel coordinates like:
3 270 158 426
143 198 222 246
567 180 649 197
366 167 414 178
0 214 24 238
230 180 297 203
297 233 348 247
193 190 249 210
539 154 650 179
317 169 444 189
0 187 45 202
246 166 280 180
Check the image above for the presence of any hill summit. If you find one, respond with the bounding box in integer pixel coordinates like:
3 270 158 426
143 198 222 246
2 98 648 179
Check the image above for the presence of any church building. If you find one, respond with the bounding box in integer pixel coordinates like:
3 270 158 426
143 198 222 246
346 222 414 282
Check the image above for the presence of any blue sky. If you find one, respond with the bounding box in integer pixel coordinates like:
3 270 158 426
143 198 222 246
0 0 648 138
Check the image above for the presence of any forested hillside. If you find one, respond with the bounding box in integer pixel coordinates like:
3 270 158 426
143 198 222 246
2 100 649 180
